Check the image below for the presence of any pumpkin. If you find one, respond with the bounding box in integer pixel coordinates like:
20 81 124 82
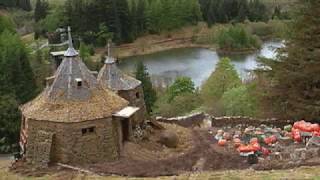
218 139 227 146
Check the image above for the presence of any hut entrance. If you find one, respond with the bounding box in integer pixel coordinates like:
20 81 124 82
121 118 130 142
114 106 140 144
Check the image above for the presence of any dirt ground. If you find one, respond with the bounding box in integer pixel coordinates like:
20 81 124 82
85 126 249 177
7 122 320 178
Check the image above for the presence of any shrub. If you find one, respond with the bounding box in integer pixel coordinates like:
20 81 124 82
154 92 202 117
221 85 257 116
216 25 261 51
167 77 195 102
154 77 201 117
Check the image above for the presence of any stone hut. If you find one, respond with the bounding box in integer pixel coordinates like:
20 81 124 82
97 44 146 126
19 27 140 166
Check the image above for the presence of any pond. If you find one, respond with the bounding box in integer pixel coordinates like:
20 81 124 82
118 41 284 87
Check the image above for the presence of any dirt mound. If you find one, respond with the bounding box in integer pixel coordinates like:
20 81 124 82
159 130 179 148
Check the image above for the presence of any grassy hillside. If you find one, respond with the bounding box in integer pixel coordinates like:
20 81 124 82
1 165 320 179
30 0 66 7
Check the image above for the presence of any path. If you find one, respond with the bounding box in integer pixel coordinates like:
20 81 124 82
30 41 68 54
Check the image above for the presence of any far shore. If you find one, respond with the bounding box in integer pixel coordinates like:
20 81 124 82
106 39 262 60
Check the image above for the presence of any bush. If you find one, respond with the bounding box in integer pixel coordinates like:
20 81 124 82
154 92 202 117
221 85 257 116
216 25 261 51
247 21 273 38
0 15 15 33
38 9 63 32
246 20 290 39
167 77 195 102
154 77 201 117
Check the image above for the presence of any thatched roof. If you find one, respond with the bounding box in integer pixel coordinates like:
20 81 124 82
21 28 128 122
97 56 141 91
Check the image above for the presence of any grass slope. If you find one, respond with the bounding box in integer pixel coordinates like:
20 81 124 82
1 165 320 179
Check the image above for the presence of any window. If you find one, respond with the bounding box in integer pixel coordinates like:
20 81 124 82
75 78 82 87
82 127 95 135
88 127 95 133
136 92 140 99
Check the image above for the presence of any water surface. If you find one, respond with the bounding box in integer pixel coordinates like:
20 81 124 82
119 41 283 87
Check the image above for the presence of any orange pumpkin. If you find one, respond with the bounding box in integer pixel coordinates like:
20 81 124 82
218 139 227 146
250 138 259 145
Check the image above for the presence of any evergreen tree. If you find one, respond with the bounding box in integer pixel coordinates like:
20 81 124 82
259 0 320 120
0 95 20 153
146 0 162 33
136 0 147 35
34 0 49 22
0 30 37 103
17 0 32 11
0 0 31 10
0 26 37 151
248 0 268 22
135 61 157 113
201 57 241 114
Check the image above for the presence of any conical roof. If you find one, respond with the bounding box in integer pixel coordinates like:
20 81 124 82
97 43 141 91
21 27 128 122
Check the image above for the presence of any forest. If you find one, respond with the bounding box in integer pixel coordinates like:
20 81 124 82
30 0 280 45
0 0 318 156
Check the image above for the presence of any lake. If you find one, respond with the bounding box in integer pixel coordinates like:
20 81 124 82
118 41 284 87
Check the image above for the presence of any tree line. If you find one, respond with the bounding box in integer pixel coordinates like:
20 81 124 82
33 0 276 46
0 15 37 153
199 0 269 26
60 0 202 44
0 0 32 11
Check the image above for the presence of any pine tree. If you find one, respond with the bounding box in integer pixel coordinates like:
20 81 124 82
201 57 241 114
0 27 37 151
34 0 49 22
260 0 320 120
0 94 20 153
17 0 32 11
135 61 157 114
0 30 37 103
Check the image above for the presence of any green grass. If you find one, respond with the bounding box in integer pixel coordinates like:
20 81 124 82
1 165 320 180
31 0 66 7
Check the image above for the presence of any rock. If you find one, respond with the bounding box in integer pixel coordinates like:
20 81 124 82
306 148 319 159
281 152 291 160
290 152 299 161
159 130 179 148
270 152 282 161
294 148 307 161
278 136 293 146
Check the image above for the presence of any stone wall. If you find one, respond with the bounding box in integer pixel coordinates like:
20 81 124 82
156 113 296 128
211 116 295 128
118 85 146 125
156 112 207 128
26 118 120 166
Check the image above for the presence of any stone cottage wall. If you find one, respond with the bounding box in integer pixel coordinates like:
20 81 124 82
118 85 146 124
26 118 119 165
